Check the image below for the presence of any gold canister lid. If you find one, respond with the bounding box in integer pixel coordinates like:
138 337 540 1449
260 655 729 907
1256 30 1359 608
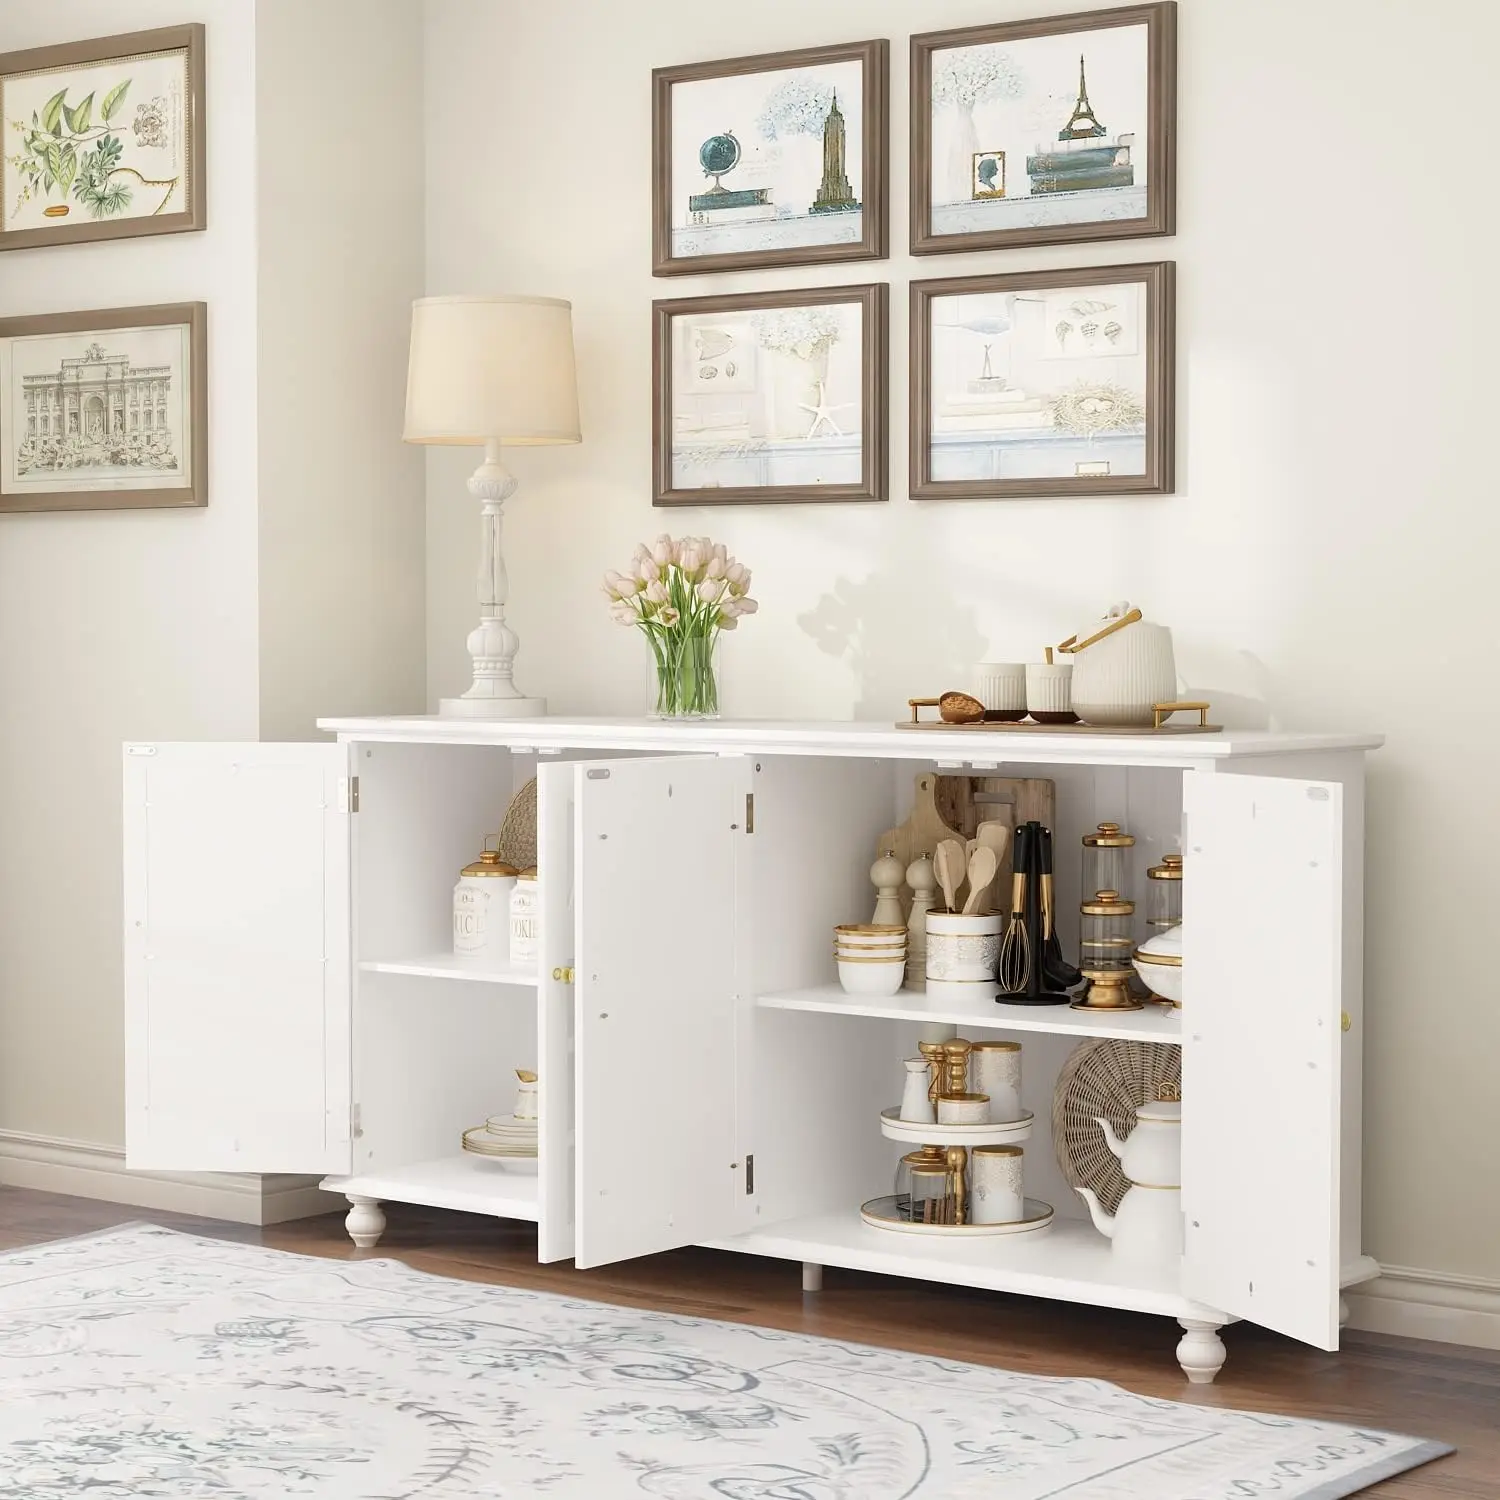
1148 853 1184 880
972 1144 1024 1156
935 1091 990 1104
1082 821 1135 848
515 867 538 883
461 844 520 878
970 1039 1021 1051
1081 889 1136 916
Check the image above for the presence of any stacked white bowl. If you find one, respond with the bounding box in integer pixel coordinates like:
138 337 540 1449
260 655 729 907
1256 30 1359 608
835 923 907 997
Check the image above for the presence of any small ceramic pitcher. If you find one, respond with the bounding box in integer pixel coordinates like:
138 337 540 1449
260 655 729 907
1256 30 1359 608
899 1057 936 1124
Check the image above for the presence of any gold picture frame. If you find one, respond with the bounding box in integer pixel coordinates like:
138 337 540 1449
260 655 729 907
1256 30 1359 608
0 24 205 252
0 302 208 512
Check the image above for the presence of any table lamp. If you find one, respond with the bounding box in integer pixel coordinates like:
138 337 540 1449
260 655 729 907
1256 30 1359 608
404 294 581 717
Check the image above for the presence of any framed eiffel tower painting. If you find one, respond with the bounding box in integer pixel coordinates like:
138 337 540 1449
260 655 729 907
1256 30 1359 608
652 40 888 276
911 3 1176 255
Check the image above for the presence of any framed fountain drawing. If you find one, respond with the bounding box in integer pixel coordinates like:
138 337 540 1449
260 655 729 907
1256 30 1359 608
652 39 888 276
0 302 207 512
653 283 887 505
910 262 1173 499
0 24 205 252
911 3 1174 255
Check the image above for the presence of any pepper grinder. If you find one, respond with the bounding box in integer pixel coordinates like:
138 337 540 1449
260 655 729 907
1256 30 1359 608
942 1038 973 1097
905 854 936 991
871 849 906 928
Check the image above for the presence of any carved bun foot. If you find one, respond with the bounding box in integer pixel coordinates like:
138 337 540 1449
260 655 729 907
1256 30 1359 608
1176 1318 1228 1384
345 1196 386 1249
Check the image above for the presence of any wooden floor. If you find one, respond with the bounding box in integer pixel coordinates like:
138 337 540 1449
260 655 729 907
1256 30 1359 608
0 1186 1492 1497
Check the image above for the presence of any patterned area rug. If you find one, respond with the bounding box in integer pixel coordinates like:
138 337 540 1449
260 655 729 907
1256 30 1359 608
0 1225 1450 1498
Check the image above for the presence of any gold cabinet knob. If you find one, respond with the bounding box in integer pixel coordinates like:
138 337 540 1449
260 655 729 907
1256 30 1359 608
1341 1010 1351 1033
552 967 563 981
551 966 575 984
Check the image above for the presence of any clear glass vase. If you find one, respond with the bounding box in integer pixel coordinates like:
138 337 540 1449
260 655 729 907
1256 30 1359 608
646 630 722 719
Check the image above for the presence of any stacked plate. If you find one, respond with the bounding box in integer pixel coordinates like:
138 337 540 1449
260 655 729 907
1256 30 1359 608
835 923 907 998
461 1112 538 1173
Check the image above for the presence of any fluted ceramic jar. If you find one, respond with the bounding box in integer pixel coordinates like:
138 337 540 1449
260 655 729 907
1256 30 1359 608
1061 602 1176 727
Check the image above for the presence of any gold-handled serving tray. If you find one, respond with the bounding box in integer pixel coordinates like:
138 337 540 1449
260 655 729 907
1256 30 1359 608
899 697 1222 735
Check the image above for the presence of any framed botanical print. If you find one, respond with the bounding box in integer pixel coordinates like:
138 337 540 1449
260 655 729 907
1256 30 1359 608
1 24 205 252
652 39 888 276
653 283 888 505
911 3 1175 255
0 302 207 512
911 263 1174 499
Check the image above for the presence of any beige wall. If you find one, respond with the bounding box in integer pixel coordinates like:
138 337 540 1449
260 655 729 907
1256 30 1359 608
423 0 1498 1281
0 0 426 1152
255 0 427 740
0 0 261 1146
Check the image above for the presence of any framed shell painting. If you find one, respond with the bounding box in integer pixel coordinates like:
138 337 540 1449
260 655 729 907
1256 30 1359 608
911 3 1175 255
0 24 205 251
652 39 888 275
653 283 888 505
910 262 1174 499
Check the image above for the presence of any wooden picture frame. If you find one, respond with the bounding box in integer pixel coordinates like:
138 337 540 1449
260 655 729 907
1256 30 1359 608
911 262 1174 500
653 282 888 506
652 38 888 276
0 302 208 512
0 23 205 252
911 3 1175 256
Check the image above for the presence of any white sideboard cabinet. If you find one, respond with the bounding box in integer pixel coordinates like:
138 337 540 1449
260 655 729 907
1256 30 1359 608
123 716 1381 1382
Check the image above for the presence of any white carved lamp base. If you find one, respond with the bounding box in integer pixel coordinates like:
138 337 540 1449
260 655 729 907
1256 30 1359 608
440 439 546 719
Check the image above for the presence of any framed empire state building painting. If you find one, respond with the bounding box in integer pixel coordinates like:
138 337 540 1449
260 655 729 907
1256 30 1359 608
652 39 888 275
911 4 1175 255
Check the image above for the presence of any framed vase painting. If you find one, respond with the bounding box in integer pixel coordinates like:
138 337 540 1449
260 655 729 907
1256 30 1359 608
911 3 1174 255
653 283 888 505
1 24 205 252
652 39 888 275
0 302 207 512
910 262 1174 499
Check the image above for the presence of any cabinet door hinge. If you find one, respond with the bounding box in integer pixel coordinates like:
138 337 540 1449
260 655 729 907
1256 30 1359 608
745 793 754 834
744 1152 754 1194
351 1103 363 1139
348 776 360 813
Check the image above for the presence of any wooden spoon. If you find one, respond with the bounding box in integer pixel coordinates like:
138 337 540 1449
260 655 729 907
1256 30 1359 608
934 839 966 915
961 844 999 915
973 821 1010 915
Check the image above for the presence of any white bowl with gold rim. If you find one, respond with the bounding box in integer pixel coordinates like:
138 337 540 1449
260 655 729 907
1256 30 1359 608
1132 923 1183 1006
835 923 907 949
838 954 906 997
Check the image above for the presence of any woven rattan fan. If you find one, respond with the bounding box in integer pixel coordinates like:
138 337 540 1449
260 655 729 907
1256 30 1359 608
496 777 538 870
1052 1039 1181 1215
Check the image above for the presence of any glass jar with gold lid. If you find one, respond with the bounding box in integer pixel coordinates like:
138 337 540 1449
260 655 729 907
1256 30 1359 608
1074 889 1143 1012
1081 822 1135 915
893 1148 956 1224
1144 852 1183 935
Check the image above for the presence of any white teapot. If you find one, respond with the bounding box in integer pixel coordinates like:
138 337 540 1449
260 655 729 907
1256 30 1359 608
1076 1093 1183 1266
1059 602 1176 727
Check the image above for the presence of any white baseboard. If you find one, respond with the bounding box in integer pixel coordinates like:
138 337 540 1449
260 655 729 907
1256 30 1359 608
1344 1263 1500 1351
0 1129 334 1226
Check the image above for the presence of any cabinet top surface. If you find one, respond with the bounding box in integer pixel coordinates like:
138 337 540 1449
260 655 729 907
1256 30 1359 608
315 715 1382 765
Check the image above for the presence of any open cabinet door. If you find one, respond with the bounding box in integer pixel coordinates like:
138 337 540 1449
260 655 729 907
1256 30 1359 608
123 743 353 1175
1181 773 1343 1350
573 753 749 1268
536 760 577 1263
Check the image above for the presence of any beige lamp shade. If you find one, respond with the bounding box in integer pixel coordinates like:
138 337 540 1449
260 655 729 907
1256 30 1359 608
403 294 581 446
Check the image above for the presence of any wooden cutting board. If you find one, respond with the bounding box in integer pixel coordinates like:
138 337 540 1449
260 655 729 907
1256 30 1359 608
875 774 1054 920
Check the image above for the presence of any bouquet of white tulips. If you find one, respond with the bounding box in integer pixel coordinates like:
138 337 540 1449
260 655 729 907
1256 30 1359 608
604 535 758 718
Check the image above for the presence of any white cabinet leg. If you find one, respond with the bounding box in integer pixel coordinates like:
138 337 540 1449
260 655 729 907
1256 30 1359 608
801 1262 823 1294
1339 1295 1351 1327
345 1196 386 1249
1176 1319 1227 1384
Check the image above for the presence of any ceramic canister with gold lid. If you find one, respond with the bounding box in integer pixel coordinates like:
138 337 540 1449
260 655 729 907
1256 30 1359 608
509 868 540 970
453 842 519 964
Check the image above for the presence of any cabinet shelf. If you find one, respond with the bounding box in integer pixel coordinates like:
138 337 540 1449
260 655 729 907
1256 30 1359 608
323 1155 539 1221
358 953 541 987
756 985 1182 1043
707 1212 1202 1320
